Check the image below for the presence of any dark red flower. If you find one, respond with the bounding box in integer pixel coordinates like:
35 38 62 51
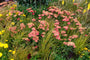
27 53 32 59
85 34 88 36
32 13 35 15
17 18 20 21
49 47 52 49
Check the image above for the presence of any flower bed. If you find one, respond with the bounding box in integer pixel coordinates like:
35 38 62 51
0 0 90 60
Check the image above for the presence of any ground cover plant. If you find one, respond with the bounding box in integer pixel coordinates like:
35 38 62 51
0 0 90 60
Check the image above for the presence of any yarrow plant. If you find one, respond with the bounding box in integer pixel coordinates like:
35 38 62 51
34 6 86 48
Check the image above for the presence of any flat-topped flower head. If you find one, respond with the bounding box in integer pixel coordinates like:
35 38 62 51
32 18 36 21
0 14 2 17
38 20 49 31
9 26 17 32
33 36 39 42
63 26 68 30
61 31 66 34
62 16 69 22
0 52 2 57
27 23 34 28
23 38 30 41
20 23 26 30
3 43 8 48
63 42 76 48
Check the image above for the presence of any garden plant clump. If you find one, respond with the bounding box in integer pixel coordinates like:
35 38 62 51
0 0 90 60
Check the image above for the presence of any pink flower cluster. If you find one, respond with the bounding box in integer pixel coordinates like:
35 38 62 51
28 27 39 42
16 11 23 16
73 18 86 34
63 42 76 48
42 10 49 16
63 26 68 30
69 35 78 39
61 30 66 34
52 29 61 40
38 20 49 31
62 16 69 22
6 10 23 17
79 27 86 34
32 18 36 21
54 20 61 29
27 8 33 12
73 3 79 6
20 23 26 30
0 1 15 8
70 27 76 30
9 23 26 34
23 38 30 41
73 18 82 27
41 32 45 37
52 20 61 40
27 23 34 28
27 8 35 15
9 26 17 34
17 18 20 20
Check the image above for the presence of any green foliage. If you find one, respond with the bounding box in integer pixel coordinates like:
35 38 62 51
9 46 31 60
17 0 52 8
38 30 54 60
74 35 88 54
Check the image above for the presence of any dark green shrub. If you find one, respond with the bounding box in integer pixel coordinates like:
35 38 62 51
17 0 52 7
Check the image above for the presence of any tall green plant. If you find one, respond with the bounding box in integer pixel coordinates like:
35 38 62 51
74 35 88 54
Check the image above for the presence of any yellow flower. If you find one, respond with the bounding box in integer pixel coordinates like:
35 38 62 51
0 42 4 47
1 30 5 33
20 20 23 22
85 0 88 4
13 4 17 7
0 31 2 35
84 47 88 50
8 50 12 52
62 0 64 5
81 54 85 56
83 9 87 13
0 14 2 17
5 40 8 42
10 7 13 9
73 0 75 2
9 12 12 16
12 51 15 54
16 12 18 15
10 59 14 60
0 52 3 57
22 14 26 17
88 3 90 10
11 22 15 25
3 44 8 48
